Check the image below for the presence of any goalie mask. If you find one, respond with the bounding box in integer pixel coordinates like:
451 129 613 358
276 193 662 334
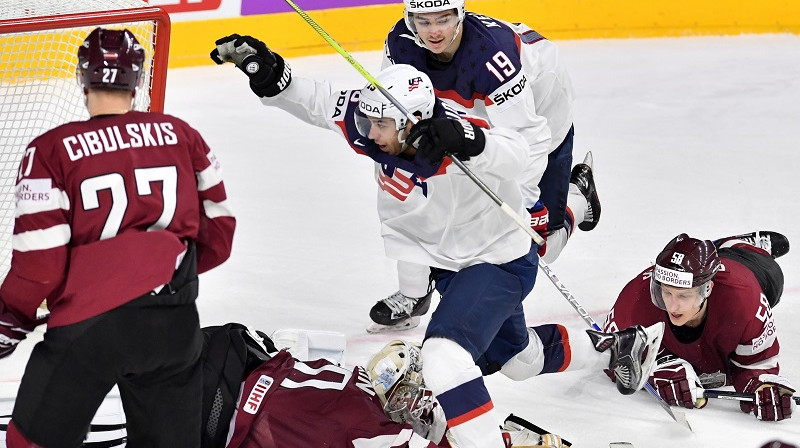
650 233 721 310
403 0 466 49
355 64 436 143
77 27 145 93
366 340 443 440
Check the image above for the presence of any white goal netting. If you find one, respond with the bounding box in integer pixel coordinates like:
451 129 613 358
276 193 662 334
0 0 168 285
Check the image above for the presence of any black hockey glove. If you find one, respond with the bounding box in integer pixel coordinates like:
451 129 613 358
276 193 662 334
407 118 486 165
210 34 292 98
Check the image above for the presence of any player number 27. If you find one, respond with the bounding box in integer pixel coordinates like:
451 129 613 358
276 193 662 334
485 51 516 82
81 166 178 240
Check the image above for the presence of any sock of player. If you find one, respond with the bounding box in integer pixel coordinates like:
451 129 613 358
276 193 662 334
422 338 504 448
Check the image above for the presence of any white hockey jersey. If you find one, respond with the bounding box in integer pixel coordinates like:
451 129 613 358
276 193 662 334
260 77 533 271
383 13 575 208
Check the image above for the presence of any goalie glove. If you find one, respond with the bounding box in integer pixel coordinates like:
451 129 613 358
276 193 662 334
741 374 796 421
647 355 706 409
210 34 292 98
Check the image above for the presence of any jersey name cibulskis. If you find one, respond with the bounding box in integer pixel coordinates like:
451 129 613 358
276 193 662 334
62 121 179 161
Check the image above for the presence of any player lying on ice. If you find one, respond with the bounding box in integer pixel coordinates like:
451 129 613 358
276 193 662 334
210 35 664 448
0 325 570 447
603 231 795 421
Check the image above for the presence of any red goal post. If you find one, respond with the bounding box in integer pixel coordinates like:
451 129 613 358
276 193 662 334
0 3 171 283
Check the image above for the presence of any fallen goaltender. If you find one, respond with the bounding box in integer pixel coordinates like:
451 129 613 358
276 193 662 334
1 323 571 448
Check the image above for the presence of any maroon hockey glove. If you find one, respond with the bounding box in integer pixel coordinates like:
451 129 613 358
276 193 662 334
0 303 35 359
211 34 292 98
647 355 706 409
408 118 485 165
741 374 796 421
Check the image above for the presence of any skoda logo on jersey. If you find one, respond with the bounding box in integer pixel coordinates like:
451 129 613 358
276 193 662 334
245 60 260 75
409 0 451 7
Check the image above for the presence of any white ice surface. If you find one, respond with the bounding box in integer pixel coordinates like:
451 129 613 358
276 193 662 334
2 33 800 447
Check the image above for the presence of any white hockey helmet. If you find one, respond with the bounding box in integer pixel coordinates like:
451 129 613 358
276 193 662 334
403 0 466 48
355 64 436 138
366 340 441 438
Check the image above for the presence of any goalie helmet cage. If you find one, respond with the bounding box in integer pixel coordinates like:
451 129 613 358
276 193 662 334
0 0 170 283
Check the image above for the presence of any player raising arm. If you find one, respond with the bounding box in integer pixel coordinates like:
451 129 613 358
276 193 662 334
368 0 601 333
0 28 235 447
212 35 662 448
603 231 794 421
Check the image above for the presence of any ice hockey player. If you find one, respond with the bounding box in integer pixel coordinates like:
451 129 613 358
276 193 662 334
211 35 662 448
367 0 601 333
0 27 235 447
603 231 794 421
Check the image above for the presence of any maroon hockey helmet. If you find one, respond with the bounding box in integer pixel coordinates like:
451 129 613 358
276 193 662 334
650 233 721 309
77 28 145 92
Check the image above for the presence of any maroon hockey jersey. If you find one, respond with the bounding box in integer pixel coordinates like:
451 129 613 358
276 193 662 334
603 249 781 392
1 111 235 328
226 351 447 448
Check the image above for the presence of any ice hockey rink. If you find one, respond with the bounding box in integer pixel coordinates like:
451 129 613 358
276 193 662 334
2 33 800 447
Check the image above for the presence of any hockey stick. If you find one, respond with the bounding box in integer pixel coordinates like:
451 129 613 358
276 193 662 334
282 0 544 247
703 389 800 405
283 0 690 431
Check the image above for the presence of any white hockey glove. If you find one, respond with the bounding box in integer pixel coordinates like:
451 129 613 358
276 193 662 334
501 414 566 448
270 328 346 365
647 355 706 409
741 374 796 421
210 34 292 98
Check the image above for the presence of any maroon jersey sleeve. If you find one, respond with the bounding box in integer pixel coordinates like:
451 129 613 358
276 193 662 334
227 351 443 448
603 260 781 391
0 111 235 327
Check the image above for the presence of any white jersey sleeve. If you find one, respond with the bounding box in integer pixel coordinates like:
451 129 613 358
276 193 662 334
259 77 348 137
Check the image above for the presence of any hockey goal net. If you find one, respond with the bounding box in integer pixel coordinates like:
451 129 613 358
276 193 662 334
0 0 170 283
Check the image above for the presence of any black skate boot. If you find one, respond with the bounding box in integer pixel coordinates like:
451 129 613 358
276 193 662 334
587 322 664 395
366 290 433 334
713 231 790 259
570 151 601 231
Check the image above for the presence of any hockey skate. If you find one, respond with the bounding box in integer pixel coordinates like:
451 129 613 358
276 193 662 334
713 230 790 259
586 322 665 395
366 290 433 334
570 151 601 231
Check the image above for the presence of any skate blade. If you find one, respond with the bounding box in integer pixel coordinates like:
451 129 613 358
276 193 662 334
366 316 422 334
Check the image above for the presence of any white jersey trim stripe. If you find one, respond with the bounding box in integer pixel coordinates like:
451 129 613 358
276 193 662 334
196 164 223 192
203 199 234 219
352 429 416 448
731 355 779 371
15 188 70 218
12 224 71 252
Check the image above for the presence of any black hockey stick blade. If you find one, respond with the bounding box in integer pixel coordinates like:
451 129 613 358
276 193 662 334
704 389 800 405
